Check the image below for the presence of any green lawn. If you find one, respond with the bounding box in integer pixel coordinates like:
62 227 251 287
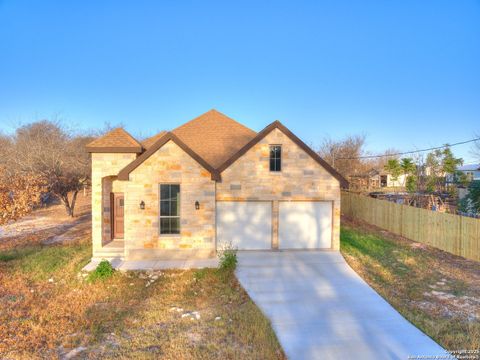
340 218 480 351
0 239 284 359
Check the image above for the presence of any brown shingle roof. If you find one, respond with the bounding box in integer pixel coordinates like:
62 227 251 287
172 109 257 169
114 111 347 187
141 131 167 149
86 128 143 153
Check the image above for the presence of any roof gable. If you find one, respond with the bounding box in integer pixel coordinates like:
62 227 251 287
117 132 220 181
86 128 143 153
172 109 257 169
216 121 349 188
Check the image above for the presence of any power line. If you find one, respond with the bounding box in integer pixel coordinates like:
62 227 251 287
335 137 480 160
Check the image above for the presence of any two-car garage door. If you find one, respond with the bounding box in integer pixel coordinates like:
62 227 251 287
216 201 332 250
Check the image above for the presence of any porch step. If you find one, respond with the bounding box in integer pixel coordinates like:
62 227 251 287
93 254 124 260
93 246 124 261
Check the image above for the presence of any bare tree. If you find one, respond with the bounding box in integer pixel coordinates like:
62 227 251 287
8 121 93 217
317 134 370 177
0 132 13 167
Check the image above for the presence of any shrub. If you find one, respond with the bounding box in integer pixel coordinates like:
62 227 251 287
87 260 115 282
218 242 238 271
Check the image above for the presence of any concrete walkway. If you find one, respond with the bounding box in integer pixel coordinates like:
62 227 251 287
236 251 446 360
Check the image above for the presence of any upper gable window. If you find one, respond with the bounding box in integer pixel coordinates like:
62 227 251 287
269 145 282 172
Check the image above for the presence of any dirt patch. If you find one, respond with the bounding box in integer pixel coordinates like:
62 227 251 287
0 192 91 251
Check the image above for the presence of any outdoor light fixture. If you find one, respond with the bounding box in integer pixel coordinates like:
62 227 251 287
195 201 200 210
140 201 145 210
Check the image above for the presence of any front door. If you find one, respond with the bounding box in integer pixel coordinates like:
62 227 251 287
112 193 124 239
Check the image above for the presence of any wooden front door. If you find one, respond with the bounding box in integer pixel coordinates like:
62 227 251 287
111 193 124 239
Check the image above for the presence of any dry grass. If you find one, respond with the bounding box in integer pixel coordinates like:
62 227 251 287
91 268 284 360
341 216 480 351
0 201 284 359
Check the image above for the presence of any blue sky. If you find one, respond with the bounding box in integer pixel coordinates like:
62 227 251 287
0 1 479 162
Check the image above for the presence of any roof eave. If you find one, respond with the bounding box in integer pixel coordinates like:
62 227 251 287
86 146 143 153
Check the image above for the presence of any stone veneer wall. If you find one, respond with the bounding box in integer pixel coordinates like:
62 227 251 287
91 153 137 254
124 141 216 260
216 128 341 250
91 128 341 260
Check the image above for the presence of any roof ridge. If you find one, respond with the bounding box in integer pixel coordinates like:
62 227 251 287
86 127 143 153
172 109 256 135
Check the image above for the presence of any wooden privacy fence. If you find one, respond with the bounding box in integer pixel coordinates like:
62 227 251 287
341 191 480 262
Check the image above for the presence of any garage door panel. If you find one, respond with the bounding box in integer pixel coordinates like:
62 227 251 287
279 202 332 249
216 202 272 250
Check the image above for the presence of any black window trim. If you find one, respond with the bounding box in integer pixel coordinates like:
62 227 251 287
269 144 282 172
159 183 181 236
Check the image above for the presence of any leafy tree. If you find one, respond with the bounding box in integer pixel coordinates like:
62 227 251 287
442 147 463 175
405 174 417 193
384 159 402 190
466 181 480 213
400 157 416 189
400 158 416 175
458 181 480 215
424 146 463 193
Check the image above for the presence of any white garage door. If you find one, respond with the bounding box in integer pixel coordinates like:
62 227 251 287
279 201 332 249
216 202 272 250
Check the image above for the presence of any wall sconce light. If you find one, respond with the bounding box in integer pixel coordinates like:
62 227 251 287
195 201 200 210
139 201 145 210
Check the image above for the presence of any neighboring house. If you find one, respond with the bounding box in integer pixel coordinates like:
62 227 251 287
445 164 480 200
349 168 406 190
348 169 381 190
86 110 348 261
380 172 407 188
446 164 480 183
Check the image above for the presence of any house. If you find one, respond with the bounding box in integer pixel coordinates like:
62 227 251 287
86 110 348 262
348 168 406 190
380 172 407 188
446 164 480 183
348 169 381 190
445 163 480 200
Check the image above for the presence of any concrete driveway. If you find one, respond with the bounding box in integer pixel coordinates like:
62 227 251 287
236 251 446 360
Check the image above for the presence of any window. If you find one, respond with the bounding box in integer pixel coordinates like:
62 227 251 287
159 184 180 234
269 145 282 172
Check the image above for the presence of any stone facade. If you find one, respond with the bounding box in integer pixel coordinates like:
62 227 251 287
91 128 341 260
216 128 341 250
91 153 137 253
124 141 216 260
